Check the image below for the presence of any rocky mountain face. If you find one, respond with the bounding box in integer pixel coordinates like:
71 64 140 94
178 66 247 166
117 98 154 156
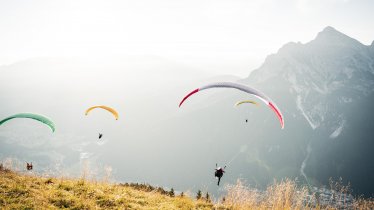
242 26 374 196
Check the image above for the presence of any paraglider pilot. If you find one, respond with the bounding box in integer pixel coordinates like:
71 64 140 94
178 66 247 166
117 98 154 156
215 164 226 186
99 133 103 139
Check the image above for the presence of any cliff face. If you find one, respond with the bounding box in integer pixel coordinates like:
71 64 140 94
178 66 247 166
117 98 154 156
242 26 374 196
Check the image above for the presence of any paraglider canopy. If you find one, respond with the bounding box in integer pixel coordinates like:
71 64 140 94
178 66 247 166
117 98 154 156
179 82 284 129
234 100 259 107
85 106 119 120
0 113 55 132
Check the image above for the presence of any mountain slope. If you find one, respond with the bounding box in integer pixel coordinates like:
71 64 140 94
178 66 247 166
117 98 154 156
242 26 374 196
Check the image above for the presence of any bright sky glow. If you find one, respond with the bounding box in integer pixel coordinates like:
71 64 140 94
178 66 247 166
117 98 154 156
0 0 373 76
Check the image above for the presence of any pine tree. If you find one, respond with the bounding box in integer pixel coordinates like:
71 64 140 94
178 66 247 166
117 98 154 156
205 192 211 203
180 192 184 197
196 190 202 200
169 188 175 197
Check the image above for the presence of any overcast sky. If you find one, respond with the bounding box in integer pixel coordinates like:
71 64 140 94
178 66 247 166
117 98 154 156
0 0 373 76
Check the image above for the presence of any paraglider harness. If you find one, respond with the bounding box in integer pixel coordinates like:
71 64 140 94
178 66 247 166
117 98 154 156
215 164 226 186
26 162 33 171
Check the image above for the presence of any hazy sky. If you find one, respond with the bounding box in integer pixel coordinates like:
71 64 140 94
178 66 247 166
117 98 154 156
0 0 373 76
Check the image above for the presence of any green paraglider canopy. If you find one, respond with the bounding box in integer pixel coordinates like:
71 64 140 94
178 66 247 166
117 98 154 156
0 113 55 132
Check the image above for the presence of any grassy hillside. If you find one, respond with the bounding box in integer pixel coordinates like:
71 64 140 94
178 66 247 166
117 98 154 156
0 168 213 209
0 166 373 209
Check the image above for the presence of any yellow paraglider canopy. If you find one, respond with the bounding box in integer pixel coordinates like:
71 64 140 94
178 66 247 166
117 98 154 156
234 100 259 107
85 106 119 120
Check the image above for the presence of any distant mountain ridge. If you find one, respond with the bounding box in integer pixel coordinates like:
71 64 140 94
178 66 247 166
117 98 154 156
242 26 374 196
246 26 374 129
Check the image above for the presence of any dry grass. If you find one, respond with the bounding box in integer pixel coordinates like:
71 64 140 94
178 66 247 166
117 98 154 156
220 179 374 210
0 165 373 209
0 167 212 209
220 179 310 209
352 198 374 210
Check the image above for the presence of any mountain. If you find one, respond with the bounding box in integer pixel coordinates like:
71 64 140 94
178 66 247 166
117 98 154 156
241 26 374 196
